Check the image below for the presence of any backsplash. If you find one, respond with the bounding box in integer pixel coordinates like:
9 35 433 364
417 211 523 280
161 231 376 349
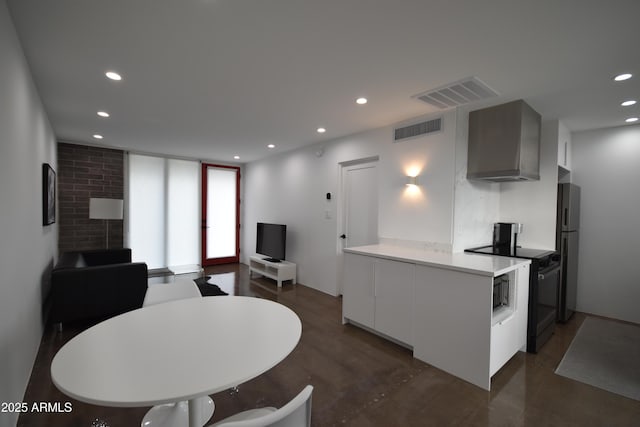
378 237 452 253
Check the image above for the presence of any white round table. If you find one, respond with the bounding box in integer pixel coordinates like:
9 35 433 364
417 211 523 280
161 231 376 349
51 296 302 427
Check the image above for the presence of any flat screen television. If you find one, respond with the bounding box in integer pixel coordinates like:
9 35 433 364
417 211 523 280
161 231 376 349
256 222 287 262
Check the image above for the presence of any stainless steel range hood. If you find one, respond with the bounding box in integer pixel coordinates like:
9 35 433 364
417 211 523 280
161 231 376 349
467 99 541 182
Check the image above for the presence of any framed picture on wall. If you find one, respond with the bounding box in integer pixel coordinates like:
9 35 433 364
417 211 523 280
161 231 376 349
42 163 56 226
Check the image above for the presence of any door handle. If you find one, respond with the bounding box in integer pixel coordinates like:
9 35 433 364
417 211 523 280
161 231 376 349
538 265 560 280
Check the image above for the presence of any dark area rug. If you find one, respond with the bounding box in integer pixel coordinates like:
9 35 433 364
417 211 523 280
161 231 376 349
194 276 229 296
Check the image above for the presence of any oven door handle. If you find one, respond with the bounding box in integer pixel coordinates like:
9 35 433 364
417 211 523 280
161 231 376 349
538 264 560 281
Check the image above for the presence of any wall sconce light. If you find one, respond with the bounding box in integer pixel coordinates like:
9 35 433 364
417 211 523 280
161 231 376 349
406 175 419 186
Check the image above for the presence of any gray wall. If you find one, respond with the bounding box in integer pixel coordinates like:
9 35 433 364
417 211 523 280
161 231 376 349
243 106 565 296
243 110 458 296
572 124 640 324
0 2 57 426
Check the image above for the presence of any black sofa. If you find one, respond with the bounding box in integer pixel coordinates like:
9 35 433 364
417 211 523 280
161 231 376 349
50 248 148 327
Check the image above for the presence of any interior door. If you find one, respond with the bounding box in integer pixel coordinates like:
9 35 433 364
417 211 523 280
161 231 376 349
341 161 379 248
338 159 378 295
201 164 240 266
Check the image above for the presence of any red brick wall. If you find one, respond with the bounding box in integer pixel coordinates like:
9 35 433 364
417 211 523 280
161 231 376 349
57 143 124 252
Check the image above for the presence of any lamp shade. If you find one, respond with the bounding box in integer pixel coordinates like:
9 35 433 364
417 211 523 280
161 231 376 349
89 198 123 220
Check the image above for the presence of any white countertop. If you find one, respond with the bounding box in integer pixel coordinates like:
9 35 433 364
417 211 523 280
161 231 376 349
344 244 530 277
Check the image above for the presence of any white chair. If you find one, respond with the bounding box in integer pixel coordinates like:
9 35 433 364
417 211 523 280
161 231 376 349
143 278 202 307
141 278 213 427
210 385 313 427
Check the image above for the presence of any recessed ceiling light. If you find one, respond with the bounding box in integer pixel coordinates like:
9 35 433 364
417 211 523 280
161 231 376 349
625 117 638 123
105 71 122 81
93 134 103 139
613 73 632 81
97 111 110 118
267 144 275 149
233 155 240 160
356 97 368 105
317 127 326 133
621 100 637 107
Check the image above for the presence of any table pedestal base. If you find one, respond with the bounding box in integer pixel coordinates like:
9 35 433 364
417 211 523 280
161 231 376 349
141 396 214 427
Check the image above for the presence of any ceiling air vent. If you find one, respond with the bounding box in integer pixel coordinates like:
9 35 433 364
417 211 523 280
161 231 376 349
412 76 499 110
394 117 442 142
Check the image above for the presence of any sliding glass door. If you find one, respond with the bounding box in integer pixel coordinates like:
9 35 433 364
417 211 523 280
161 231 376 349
128 154 199 271
201 164 240 266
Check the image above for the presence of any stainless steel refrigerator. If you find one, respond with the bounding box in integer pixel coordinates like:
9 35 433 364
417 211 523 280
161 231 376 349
556 183 580 322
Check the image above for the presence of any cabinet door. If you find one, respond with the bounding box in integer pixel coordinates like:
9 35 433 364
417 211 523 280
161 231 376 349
413 265 492 390
558 137 572 170
374 258 414 345
490 264 530 375
342 253 374 328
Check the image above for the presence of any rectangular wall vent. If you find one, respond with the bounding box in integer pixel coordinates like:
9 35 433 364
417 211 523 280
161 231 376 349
394 117 442 142
412 76 499 110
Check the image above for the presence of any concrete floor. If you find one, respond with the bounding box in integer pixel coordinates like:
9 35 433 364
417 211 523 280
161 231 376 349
19 263 640 426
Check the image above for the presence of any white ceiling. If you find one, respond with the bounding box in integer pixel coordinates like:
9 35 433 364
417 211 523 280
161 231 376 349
7 0 640 163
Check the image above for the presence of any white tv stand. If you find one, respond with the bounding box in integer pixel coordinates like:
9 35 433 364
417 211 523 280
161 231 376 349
249 255 297 288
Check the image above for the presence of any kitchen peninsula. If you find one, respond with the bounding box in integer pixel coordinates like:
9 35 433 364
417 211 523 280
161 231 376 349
342 244 531 390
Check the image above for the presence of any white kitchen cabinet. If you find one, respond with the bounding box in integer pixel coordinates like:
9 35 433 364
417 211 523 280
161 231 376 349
413 264 492 390
342 244 530 391
342 253 375 328
490 265 529 376
558 137 571 170
556 120 572 171
559 139 573 171
490 306 521 376
415 263 529 390
374 258 415 345
342 253 414 346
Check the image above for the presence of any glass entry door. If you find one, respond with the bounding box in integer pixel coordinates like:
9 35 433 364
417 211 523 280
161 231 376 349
201 164 240 266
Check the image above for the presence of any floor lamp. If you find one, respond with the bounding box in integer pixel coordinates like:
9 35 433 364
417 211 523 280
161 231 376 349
89 198 124 249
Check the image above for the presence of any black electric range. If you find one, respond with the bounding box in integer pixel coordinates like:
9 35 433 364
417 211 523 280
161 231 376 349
465 245 560 353
465 244 555 260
